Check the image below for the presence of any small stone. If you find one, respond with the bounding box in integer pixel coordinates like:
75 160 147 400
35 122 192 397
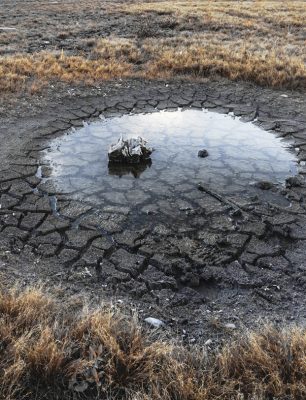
224 323 236 329
204 339 213 346
198 149 209 158
285 176 303 188
144 317 165 328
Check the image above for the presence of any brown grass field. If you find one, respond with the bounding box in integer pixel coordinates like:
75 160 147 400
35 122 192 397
0 0 305 93
0 286 305 400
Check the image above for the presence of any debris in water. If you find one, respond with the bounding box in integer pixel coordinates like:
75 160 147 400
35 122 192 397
253 180 274 190
108 136 153 164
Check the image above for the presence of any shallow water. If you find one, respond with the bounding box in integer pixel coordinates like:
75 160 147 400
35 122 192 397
43 109 297 209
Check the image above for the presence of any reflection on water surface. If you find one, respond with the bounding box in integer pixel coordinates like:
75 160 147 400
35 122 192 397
44 110 297 208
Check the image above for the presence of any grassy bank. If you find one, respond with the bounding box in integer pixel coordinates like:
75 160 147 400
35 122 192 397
0 286 305 400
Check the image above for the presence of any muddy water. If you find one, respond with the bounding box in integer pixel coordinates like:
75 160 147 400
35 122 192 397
43 110 297 211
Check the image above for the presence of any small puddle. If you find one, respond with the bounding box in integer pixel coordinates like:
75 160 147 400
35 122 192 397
43 110 297 211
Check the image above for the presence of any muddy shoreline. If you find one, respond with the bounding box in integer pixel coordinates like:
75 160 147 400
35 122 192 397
0 78 305 345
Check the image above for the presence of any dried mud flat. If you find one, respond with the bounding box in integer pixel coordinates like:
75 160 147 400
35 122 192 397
1 78 306 343
0 0 306 344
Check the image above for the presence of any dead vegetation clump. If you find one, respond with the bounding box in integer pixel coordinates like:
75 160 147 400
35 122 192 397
93 38 142 64
0 286 305 400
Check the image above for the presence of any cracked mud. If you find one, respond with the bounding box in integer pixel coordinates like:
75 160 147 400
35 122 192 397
1 80 306 342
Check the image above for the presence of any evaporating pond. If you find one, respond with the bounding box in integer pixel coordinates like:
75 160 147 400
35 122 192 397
43 110 297 210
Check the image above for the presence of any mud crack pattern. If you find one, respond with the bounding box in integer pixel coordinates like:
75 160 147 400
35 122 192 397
1 81 306 340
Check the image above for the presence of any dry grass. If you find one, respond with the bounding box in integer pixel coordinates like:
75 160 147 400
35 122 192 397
0 1 306 92
0 286 305 400
0 49 135 92
143 36 306 88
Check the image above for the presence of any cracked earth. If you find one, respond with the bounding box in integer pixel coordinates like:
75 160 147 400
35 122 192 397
1 79 306 343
